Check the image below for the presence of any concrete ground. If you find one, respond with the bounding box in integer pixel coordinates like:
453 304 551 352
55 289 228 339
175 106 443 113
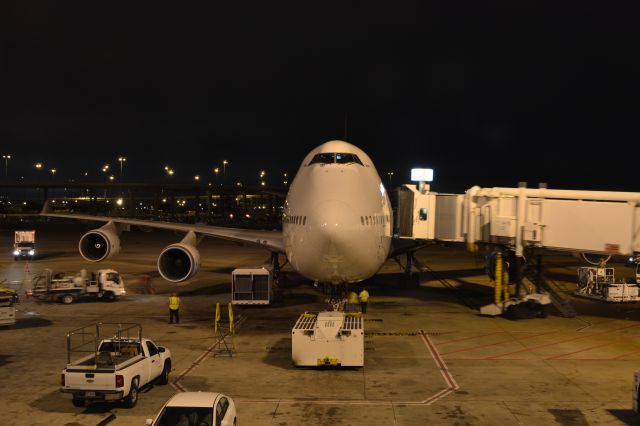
0 223 639 425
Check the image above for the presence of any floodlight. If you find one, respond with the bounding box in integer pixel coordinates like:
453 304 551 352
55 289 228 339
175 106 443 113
411 168 434 182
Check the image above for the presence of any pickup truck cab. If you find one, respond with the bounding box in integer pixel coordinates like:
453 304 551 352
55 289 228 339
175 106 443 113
61 334 171 408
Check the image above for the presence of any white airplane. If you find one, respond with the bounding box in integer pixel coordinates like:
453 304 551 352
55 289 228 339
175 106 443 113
42 140 401 288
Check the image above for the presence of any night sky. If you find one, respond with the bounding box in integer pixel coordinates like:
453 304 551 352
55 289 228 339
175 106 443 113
3 2 638 192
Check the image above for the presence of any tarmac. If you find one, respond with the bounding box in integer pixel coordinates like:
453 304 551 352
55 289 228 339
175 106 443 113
1 223 639 425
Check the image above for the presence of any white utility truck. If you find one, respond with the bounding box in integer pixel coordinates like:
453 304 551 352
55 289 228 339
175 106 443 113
576 266 640 302
292 311 364 367
0 294 16 327
13 230 35 260
61 323 172 408
28 268 125 304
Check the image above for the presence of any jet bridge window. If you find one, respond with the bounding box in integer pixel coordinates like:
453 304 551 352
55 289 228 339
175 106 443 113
308 153 363 166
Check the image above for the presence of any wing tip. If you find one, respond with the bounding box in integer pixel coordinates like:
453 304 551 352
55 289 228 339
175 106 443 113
40 199 52 215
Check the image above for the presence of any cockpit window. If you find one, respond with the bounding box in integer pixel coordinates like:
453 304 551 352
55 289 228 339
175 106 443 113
309 153 335 165
308 153 363 166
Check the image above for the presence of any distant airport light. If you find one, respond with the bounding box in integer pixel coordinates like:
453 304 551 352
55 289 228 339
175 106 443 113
116 198 123 206
411 168 434 182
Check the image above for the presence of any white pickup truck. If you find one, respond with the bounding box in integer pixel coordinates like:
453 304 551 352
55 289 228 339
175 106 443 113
60 324 171 408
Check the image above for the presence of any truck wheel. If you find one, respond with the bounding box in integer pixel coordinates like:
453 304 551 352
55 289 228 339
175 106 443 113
104 292 115 302
61 294 75 304
123 380 139 408
71 397 85 407
158 360 171 385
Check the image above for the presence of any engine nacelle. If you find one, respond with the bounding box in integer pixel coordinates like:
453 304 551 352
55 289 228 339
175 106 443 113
78 222 121 262
157 233 201 282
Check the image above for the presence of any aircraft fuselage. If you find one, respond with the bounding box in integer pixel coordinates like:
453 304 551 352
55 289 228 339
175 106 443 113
283 141 393 284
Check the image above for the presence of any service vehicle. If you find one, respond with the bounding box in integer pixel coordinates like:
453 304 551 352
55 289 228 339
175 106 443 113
292 311 364 367
60 323 172 408
146 392 237 426
28 268 125 304
231 266 273 305
13 230 35 260
575 266 640 302
0 293 16 327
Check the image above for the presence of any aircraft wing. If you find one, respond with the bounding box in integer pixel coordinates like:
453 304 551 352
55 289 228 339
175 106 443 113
41 204 285 253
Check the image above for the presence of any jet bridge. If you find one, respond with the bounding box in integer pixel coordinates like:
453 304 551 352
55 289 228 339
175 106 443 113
398 184 640 258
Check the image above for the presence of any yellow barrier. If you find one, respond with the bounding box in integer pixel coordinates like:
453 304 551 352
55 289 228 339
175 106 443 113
214 303 221 336
494 252 503 304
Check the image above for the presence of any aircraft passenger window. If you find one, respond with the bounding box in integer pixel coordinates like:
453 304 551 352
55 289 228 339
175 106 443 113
303 216 306 225
309 153 335 165
360 217 364 226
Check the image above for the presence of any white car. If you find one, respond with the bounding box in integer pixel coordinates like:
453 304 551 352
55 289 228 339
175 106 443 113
147 392 237 426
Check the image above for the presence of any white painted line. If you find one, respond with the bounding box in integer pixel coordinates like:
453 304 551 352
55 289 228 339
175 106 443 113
175 322 460 406
235 329 460 407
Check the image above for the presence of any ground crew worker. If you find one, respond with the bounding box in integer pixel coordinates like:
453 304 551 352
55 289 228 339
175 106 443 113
347 290 359 312
359 288 370 314
168 292 180 324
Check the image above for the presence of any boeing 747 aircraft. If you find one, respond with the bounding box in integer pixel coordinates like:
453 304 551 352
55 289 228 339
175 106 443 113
42 140 404 290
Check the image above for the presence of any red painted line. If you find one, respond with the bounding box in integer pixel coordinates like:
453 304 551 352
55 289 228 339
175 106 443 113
173 316 246 392
441 331 555 356
544 343 611 360
436 331 504 346
612 347 640 360
485 323 640 359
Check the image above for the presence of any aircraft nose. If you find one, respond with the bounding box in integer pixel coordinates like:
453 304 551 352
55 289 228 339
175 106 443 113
311 200 357 251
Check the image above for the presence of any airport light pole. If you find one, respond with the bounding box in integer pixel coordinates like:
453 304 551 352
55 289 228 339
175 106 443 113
222 160 229 184
214 167 219 186
50 168 57 180
259 170 266 187
118 156 126 179
2 155 11 178
387 171 394 186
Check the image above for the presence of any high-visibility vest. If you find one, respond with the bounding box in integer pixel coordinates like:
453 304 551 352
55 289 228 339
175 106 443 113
347 292 358 304
169 296 180 310
359 290 369 303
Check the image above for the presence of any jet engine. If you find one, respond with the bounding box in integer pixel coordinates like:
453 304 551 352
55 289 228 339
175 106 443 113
157 231 201 282
78 221 121 262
